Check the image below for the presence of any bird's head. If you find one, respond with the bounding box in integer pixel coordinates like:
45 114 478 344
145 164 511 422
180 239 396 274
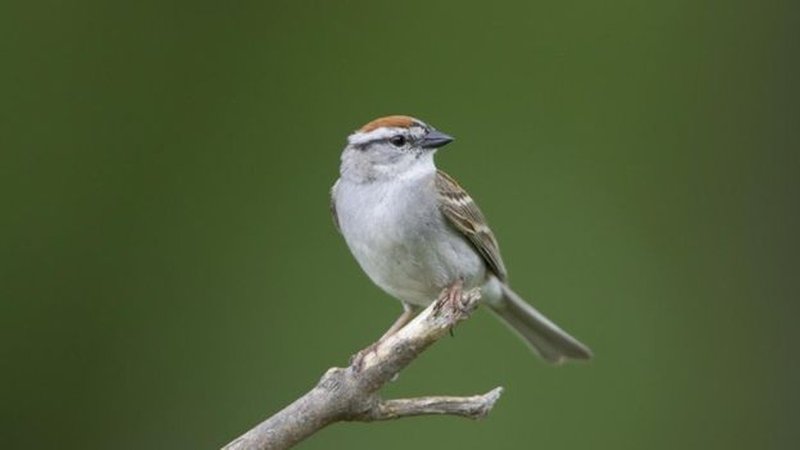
340 115 454 183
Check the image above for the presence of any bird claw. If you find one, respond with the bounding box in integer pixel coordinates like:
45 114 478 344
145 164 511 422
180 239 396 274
434 279 466 317
350 341 380 373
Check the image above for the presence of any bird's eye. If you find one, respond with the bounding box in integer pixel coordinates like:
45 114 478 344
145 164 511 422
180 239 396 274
389 135 406 147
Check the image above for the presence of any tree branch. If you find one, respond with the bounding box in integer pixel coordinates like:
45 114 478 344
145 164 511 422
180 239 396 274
360 387 504 421
221 288 504 450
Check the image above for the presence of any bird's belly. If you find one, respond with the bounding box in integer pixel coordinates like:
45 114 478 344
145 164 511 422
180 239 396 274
336 175 487 306
346 213 486 306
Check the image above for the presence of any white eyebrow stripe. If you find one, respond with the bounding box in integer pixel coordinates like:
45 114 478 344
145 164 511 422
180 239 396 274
347 127 405 146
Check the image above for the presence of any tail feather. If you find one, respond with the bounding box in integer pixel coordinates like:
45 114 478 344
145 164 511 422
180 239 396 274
489 284 592 364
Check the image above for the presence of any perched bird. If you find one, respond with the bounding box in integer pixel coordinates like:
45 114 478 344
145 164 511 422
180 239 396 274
331 115 591 364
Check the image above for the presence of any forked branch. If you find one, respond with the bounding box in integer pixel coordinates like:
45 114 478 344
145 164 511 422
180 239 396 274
222 288 503 450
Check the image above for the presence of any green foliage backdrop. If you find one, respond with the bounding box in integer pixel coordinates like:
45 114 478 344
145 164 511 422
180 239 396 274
1 1 798 448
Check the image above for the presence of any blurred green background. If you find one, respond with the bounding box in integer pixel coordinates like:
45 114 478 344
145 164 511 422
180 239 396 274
2 0 798 449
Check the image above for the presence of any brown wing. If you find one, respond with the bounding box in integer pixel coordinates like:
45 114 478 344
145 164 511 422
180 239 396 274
435 170 508 281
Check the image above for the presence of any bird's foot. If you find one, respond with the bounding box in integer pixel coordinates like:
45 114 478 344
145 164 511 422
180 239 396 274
434 279 466 317
350 341 380 373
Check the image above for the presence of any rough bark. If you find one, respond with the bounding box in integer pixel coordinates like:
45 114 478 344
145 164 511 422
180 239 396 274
222 288 503 450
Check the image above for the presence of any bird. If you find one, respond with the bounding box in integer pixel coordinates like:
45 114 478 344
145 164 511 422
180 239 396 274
330 115 591 364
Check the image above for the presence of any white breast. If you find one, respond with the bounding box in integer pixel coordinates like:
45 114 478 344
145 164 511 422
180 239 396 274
333 170 486 306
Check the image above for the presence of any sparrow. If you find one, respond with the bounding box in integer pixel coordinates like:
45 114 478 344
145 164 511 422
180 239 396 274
330 115 591 364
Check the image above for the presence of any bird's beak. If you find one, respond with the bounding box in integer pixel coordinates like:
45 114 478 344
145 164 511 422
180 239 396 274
420 129 455 149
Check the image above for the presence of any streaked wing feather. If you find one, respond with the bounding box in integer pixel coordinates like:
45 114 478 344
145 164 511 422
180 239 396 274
435 170 508 280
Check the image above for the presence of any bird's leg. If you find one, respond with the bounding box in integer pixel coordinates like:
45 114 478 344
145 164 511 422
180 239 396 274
351 303 419 372
434 278 465 316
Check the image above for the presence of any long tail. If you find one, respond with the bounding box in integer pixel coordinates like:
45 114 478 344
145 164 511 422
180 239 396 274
488 284 592 364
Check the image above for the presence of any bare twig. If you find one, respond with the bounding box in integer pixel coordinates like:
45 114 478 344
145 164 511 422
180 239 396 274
222 288 503 450
361 387 504 421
